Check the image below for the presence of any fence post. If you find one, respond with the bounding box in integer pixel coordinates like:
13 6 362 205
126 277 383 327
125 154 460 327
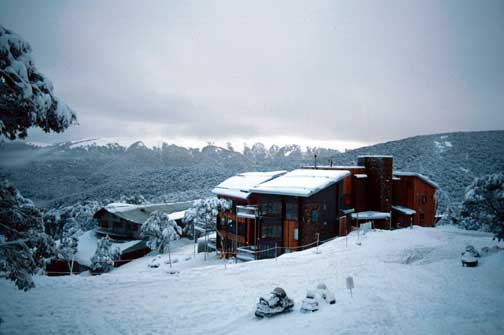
316 233 320 254
168 244 172 268
275 243 278 262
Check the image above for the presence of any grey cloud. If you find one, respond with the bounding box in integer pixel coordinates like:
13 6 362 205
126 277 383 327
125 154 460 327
1 0 503 146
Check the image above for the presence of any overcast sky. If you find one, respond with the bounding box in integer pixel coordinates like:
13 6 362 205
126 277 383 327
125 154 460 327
1 0 503 150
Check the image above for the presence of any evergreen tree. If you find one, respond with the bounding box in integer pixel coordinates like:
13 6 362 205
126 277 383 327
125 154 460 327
58 218 80 274
182 197 230 238
0 180 56 290
90 236 119 274
0 25 76 140
459 173 504 240
141 211 181 253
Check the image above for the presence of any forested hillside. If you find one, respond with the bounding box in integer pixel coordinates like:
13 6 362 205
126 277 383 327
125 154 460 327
0 131 502 208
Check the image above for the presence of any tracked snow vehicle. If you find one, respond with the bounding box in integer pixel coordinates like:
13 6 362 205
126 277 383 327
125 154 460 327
255 287 294 318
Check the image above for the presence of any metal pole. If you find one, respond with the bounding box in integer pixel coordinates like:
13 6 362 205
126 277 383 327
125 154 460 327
193 223 196 257
168 243 172 268
204 230 207 261
235 218 238 264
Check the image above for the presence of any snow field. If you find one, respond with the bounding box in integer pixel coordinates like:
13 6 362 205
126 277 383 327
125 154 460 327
0 226 503 335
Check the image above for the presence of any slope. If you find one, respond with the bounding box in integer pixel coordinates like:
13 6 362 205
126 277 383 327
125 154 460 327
0 226 502 335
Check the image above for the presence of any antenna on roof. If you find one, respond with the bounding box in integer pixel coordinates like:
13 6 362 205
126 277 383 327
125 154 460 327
314 154 318 169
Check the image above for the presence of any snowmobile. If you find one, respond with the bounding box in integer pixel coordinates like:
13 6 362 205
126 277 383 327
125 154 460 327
300 290 319 313
316 283 336 305
255 287 295 318
300 283 336 313
461 245 480 267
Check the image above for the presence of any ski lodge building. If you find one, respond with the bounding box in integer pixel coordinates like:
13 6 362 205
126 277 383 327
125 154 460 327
47 201 191 275
212 155 438 261
93 202 191 240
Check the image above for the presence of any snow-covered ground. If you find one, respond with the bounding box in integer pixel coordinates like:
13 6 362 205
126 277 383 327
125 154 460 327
1 226 503 335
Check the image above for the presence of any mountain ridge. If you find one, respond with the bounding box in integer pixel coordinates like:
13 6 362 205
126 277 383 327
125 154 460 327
1 130 503 209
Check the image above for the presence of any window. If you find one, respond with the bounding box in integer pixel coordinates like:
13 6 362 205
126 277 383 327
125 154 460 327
286 200 298 221
310 209 319 223
227 218 236 233
218 217 226 229
238 222 246 236
261 217 282 239
421 195 427 204
259 200 282 217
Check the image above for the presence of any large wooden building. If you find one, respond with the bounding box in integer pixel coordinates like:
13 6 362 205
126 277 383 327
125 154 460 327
213 155 438 260
213 169 351 260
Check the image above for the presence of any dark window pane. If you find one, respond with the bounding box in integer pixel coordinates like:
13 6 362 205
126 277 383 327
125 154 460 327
286 201 298 221
311 209 319 223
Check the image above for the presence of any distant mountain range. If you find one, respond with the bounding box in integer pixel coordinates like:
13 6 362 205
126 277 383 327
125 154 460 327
0 130 503 209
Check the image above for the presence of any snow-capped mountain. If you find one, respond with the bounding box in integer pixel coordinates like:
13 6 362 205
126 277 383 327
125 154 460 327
0 130 502 208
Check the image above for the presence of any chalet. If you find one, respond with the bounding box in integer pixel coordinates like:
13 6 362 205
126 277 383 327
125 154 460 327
93 201 191 240
213 155 439 261
213 169 350 260
47 201 192 275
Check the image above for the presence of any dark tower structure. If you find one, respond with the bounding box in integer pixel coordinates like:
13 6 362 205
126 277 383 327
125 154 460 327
357 156 393 213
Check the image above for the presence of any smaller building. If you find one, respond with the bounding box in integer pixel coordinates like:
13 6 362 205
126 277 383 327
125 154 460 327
47 230 149 276
48 201 193 275
93 201 192 240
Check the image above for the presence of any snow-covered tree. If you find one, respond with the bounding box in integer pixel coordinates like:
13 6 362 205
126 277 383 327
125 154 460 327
0 179 56 290
0 25 76 140
459 173 504 240
182 197 231 237
58 218 79 274
44 200 103 239
90 236 119 274
141 211 181 253
118 194 148 205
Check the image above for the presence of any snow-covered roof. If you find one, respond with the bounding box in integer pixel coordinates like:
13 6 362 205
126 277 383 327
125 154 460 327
212 171 287 199
351 211 391 220
168 210 186 221
303 165 365 169
97 202 192 225
252 169 350 197
74 231 145 267
357 155 393 158
393 171 439 189
392 205 416 216
354 174 368 179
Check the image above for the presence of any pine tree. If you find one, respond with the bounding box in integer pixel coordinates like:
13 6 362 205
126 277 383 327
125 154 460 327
58 218 80 274
0 25 76 140
90 236 119 274
182 197 230 238
141 211 181 253
0 180 56 290
459 173 504 240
